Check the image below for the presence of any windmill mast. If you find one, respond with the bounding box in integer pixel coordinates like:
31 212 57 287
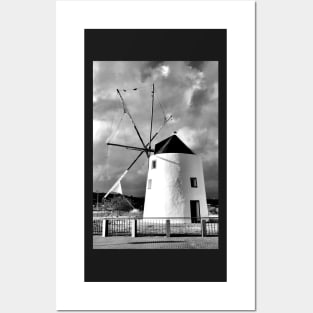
149 83 155 156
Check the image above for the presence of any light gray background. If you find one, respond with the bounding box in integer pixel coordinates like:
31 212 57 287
0 0 312 312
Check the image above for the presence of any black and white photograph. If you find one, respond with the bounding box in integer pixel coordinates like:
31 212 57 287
92 60 219 249
84 29 227 282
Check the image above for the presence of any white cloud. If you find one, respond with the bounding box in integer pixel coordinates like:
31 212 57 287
151 65 171 81
93 120 111 143
160 65 170 77
93 164 106 181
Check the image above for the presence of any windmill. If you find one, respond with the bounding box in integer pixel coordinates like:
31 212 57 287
104 84 208 221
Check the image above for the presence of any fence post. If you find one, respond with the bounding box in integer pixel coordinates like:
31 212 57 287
131 219 137 237
165 219 171 237
102 219 108 237
201 219 207 237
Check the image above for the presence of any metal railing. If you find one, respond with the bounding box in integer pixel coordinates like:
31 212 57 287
107 218 132 236
93 218 103 235
137 219 167 236
170 219 202 236
93 217 219 237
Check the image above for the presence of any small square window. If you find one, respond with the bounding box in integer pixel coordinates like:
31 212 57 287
147 179 152 189
190 177 198 188
152 160 157 169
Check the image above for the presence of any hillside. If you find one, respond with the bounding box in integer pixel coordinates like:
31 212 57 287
93 192 218 211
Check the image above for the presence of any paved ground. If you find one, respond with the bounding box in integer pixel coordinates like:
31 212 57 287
93 236 218 249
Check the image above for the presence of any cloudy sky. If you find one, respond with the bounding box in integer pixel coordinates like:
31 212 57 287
93 61 218 198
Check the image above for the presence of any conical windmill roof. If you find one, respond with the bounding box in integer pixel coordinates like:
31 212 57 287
154 134 195 155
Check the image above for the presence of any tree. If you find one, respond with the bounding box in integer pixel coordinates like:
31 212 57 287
110 196 133 213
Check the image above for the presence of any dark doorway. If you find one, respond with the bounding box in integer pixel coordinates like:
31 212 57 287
190 200 201 223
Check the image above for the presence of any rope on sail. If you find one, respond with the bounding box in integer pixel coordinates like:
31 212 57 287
123 196 136 210
104 113 126 184
106 113 125 144
154 92 167 122
117 89 149 158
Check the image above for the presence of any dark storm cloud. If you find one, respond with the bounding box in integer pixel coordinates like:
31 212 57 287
188 61 205 70
147 61 164 68
189 88 210 114
93 61 218 198
202 159 218 198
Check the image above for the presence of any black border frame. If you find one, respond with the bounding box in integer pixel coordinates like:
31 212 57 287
85 29 227 282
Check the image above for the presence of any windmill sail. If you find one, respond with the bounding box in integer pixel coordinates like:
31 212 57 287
104 170 128 199
104 85 173 199
111 181 123 195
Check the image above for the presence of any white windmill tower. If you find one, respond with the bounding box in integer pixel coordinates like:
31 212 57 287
143 133 208 221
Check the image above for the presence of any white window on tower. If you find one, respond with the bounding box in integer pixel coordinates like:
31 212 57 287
190 177 198 188
151 160 157 169
147 179 152 189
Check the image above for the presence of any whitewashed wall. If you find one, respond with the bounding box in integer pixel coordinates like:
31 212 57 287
143 153 208 218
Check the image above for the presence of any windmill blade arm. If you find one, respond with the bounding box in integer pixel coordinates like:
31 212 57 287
107 142 154 152
149 84 155 153
116 89 129 114
127 151 144 171
116 89 149 158
126 147 154 152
